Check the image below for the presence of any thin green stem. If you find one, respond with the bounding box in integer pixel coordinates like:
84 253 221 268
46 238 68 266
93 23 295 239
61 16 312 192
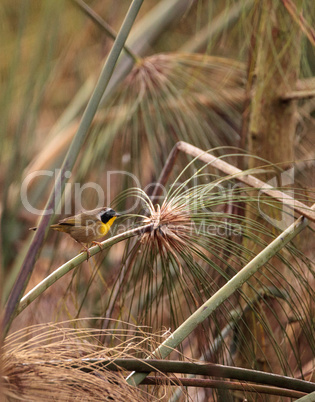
15 224 152 317
295 391 315 401
2 0 144 339
72 0 139 62
126 214 309 386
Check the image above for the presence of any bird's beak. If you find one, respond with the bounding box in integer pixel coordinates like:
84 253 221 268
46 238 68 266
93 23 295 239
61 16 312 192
115 213 123 217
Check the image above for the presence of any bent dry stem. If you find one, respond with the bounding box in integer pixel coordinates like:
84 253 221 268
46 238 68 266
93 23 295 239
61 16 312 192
126 214 309 386
153 141 315 222
15 224 152 317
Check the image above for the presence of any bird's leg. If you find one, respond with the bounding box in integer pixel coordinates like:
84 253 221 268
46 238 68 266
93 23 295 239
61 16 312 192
78 243 91 260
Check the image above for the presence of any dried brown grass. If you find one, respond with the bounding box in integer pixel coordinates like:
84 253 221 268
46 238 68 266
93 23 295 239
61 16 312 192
1 320 165 401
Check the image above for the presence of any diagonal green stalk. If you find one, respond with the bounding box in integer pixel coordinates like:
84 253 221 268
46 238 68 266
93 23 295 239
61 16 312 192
71 0 139 62
126 214 309 386
2 0 144 339
15 224 152 317
295 391 315 401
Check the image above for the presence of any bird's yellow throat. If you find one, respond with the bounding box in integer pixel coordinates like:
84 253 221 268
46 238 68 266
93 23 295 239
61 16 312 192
100 216 117 235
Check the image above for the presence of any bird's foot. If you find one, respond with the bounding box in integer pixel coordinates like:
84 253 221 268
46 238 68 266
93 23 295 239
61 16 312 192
79 242 102 260
79 245 91 260
91 241 103 251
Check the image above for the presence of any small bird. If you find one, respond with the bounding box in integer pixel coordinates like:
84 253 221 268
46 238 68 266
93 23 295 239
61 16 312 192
30 207 121 259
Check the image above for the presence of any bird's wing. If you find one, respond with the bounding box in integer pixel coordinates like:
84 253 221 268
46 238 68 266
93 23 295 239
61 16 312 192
58 214 98 226
57 216 78 226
